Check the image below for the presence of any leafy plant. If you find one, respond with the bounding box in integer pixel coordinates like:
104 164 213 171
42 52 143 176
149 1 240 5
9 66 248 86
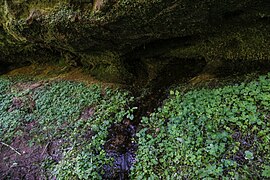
131 73 270 179
0 77 135 179
262 165 270 178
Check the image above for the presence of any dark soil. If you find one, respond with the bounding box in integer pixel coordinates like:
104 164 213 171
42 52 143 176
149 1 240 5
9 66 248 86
0 121 46 180
0 106 62 180
0 128 62 180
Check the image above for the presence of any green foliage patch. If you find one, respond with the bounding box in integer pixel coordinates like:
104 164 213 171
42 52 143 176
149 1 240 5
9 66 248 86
0 77 33 142
132 74 270 179
0 77 135 179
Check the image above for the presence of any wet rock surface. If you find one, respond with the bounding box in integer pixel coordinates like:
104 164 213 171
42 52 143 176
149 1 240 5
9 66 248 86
103 120 137 179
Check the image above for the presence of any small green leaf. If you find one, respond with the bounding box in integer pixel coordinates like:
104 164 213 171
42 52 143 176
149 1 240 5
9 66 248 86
262 165 270 177
244 151 254 160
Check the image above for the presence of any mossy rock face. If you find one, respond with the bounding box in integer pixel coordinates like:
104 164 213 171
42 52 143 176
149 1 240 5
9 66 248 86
0 0 270 82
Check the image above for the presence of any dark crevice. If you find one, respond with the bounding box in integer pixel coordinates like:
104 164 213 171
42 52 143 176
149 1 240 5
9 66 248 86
131 57 207 124
208 59 270 77
124 36 199 59
0 61 31 75
123 58 149 85
103 57 207 179
222 10 244 20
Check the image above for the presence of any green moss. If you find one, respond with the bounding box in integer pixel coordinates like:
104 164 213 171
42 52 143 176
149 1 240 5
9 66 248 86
81 52 132 83
169 25 270 62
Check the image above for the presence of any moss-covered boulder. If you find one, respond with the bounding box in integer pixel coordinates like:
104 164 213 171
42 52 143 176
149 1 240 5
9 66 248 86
1 0 270 82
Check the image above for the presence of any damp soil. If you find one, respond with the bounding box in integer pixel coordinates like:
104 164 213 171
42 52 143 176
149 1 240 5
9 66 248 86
0 121 62 180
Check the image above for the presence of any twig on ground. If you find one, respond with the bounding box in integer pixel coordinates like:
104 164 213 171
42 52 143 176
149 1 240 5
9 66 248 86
0 142 22 155
41 142 50 156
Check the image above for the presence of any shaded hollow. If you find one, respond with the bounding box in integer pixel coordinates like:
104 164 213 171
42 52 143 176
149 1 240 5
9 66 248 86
212 59 270 77
0 61 31 75
131 57 207 120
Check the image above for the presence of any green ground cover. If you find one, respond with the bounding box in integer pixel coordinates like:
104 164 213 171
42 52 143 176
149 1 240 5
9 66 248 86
1 73 270 179
131 74 270 179
0 76 135 179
